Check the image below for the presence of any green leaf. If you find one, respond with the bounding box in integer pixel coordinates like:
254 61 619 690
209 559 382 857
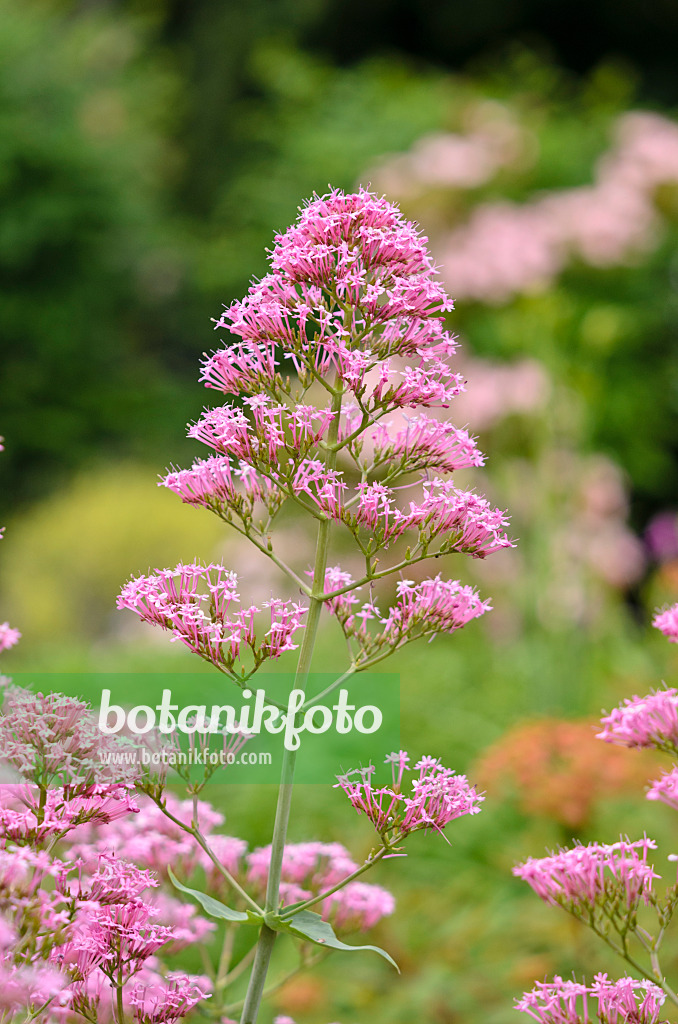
167 868 262 925
268 909 399 971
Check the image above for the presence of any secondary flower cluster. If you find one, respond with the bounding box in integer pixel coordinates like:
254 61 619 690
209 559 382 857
0 784 140 847
513 838 659 910
295 470 512 558
161 456 285 526
336 750 483 841
0 831 211 1024
322 569 490 664
597 689 678 753
647 768 678 811
516 974 667 1024
117 562 307 677
369 413 484 474
595 612 678 751
0 688 139 789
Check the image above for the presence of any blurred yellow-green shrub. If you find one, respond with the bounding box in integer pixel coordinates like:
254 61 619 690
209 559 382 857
0 464 226 644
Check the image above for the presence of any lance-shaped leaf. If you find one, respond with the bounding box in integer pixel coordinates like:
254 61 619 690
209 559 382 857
168 868 263 925
268 909 399 971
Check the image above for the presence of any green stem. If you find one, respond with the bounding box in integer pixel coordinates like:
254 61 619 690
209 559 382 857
115 965 125 1024
145 792 264 915
239 388 343 1024
300 665 357 711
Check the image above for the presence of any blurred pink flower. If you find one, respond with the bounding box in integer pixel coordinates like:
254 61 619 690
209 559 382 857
372 109 678 303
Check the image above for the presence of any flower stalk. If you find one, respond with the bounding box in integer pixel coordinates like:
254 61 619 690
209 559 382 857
109 188 512 1024
239 388 343 1024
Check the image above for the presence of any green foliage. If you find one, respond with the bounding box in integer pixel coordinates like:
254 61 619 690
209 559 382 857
0 0 194 501
190 45 460 299
168 869 260 923
270 908 400 971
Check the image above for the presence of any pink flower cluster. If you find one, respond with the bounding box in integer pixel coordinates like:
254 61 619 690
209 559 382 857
129 973 209 1024
597 689 678 752
161 456 284 523
653 603 678 642
188 399 338 469
0 831 211 1023
516 974 667 1024
513 838 659 909
595 607 678 752
323 570 490 663
0 688 140 789
0 784 139 846
336 750 483 840
646 767 678 811
117 562 307 675
369 412 485 474
295 470 512 558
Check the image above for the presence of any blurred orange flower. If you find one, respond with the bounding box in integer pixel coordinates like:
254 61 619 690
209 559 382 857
474 718 661 830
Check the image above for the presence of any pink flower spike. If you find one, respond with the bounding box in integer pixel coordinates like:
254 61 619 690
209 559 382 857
335 752 482 840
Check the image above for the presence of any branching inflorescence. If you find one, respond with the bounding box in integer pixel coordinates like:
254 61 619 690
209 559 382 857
120 188 513 688
2 189 514 1024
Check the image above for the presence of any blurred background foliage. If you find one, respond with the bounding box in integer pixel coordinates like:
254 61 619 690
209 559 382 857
3 1 678 1022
